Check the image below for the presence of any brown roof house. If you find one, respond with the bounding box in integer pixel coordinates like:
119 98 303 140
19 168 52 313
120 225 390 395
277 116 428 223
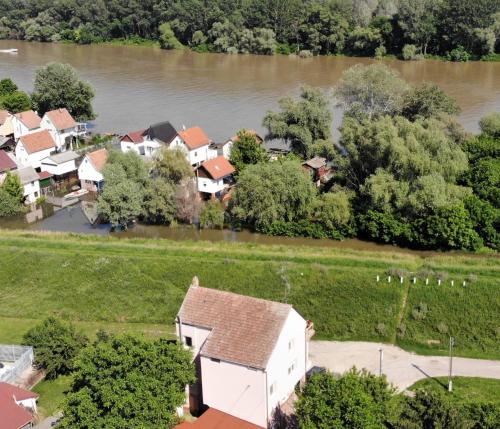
0 382 39 429
15 130 56 170
302 156 332 187
196 156 235 199
12 110 42 140
176 277 314 428
41 108 86 152
77 148 108 192
178 126 213 166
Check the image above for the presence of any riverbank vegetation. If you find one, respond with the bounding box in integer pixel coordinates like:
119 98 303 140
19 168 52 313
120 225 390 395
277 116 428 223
0 229 498 359
1 0 499 61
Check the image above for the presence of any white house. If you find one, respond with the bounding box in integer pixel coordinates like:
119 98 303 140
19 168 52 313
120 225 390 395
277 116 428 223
40 108 86 151
0 382 39 429
12 110 42 140
176 278 314 428
40 151 80 181
120 121 183 158
178 126 212 166
78 148 108 192
15 130 56 170
16 166 41 203
196 156 235 198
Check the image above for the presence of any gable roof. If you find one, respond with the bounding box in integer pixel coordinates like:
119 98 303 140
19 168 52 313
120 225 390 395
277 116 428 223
16 167 39 185
0 110 9 125
303 156 326 170
175 408 262 429
178 284 292 369
0 382 38 429
198 156 235 181
0 150 17 173
19 130 55 154
14 110 41 130
179 126 211 150
86 148 108 172
45 108 77 131
121 129 147 144
146 121 178 145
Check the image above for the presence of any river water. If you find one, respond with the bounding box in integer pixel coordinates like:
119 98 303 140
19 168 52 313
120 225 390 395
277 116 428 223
1 40 499 140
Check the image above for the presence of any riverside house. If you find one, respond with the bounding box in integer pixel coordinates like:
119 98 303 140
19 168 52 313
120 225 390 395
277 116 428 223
196 156 235 200
40 108 86 151
12 110 42 140
0 382 39 429
78 148 108 192
176 278 314 428
15 130 56 170
16 166 41 203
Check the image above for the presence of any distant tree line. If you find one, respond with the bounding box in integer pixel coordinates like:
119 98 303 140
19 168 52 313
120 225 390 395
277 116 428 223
1 0 499 59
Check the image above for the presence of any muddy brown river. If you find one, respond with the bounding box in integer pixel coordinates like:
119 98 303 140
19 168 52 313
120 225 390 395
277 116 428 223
1 40 499 140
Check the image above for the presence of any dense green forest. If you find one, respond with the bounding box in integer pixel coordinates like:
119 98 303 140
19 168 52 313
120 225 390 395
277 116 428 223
1 0 499 59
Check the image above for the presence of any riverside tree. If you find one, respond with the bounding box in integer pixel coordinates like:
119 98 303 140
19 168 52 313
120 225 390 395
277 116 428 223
0 171 24 217
59 334 195 429
31 62 96 121
0 78 31 113
229 129 268 176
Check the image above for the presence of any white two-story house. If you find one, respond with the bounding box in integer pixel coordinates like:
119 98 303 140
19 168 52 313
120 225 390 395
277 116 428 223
12 110 42 140
41 108 85 151
78 148 108 192
176 278 314 428
196 156 235 199
178 126 212 166
16 166 41 203
15 130 56 170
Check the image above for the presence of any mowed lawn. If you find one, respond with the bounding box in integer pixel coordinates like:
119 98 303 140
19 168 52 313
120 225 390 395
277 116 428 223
0 230 498 359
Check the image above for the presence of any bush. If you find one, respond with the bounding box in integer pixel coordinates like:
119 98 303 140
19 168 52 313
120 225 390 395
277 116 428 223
358 210 411 245
23 317 88 379
374 45 386 59
298 49 313 58
159 22 183 50
402 44 422 60
447 46 470 62
479 112 500 138
411 302 428 321
199 200 225 229
0 189 23 217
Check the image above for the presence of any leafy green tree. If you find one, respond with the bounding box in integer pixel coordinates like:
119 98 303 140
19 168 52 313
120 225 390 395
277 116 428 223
107 150 150 188
159 22 183 49
462 157 500 208
402 83 460 121
231 159 316 230
0 189 23 217
59 335 195 429
479 112 500 138
23 317 88 380
263 86 331 158
358 210 411 244
142 178 176 224
296 368 395 429
2 171 24 202
199 199 225 229
1 91 32 113
31 62 96 121
345 26 383 56
153 147 193 184
0 78 17 96
229 129 268 175
464 195 500 250
334 64 409 121
312 187 354 237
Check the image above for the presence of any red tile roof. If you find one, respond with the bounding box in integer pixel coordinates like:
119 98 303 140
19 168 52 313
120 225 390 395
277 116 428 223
179 126 211 150
0 150 17 172
121 129 146 144
0 110 10 125
38 171 53 180
45 108 77 131
19 130 55 154
14 110 41 130
87 148 108 172
178 285 291 369
175 408 263 429
198 156 235 181
0 382 38 429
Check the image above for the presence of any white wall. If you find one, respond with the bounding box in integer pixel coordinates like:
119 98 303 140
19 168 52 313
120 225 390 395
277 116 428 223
41 159 77 176
15 142 54 169
78 156 103 182
197 176 224 195
41 116 79 151
175 322 211 359
265 309 307 418
23 179 40 203
12 117 32 140
201 357 267 428
16 397 37 413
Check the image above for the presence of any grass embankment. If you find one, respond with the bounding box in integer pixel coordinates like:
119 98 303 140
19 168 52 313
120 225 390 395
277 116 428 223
32 375 72 420
0 230 498 359
409 377 500 404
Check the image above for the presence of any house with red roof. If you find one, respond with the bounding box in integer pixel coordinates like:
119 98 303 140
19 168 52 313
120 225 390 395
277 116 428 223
176 278 314 428
78 148 108 192
15 130 56 170
0 150 18 184
40 108 86 151
178 126 213 166
196 156 235 199
0 382 38 429
12 110 42 140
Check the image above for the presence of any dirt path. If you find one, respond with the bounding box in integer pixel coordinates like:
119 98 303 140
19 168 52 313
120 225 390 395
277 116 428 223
310 341 500 391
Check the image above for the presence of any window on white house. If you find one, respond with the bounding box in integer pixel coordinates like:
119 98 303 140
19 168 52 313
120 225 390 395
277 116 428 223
270 381 277 395
184 336 192 347
288 360 296 375
194 151 198 157
288 339 295 351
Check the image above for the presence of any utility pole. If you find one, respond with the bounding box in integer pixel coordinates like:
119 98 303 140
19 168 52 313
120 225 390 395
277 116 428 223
448 337 454 392
379 348 383 376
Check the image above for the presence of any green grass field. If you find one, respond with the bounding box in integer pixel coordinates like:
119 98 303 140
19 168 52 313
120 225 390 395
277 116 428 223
0 230 498 359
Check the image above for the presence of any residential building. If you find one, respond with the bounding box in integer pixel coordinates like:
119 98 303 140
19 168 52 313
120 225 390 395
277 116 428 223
0 110 13 137
12 110 41 140
15 130 56 170
302 156 332 187
196 156 235 198
175 408 262 429
208 141 233 160
40 151 80 186
178 126 212 166
0 382 38 429
176 278 314 428
16 167 40 203
0 150 18 184
120 121 182 158
78 148 108 192
41 108 86 151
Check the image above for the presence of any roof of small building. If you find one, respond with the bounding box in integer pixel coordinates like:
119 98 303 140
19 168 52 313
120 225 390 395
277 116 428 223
303 156 327 170
179 126 211 150
16 167 39 185
14 110 41 130
198 156 235 181
146 121 178 145
19 130 56 154
38 171 53 180
43 150 79 165
45 108 77 131
174 408 262 429
121 129 147 144
86 148 108 172
178 283 292 369
0 110 9 125
0 382 38 429
0 150 17 173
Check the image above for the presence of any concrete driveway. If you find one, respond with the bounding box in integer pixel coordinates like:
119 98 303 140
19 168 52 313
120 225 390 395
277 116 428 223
310 341 500 391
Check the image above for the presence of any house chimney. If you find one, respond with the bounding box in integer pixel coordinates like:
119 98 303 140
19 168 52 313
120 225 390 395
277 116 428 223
182 125 186 131
191 276 199 288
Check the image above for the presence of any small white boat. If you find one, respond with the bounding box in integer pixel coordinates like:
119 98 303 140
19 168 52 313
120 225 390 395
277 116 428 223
64 189 89 199
0 49 18 53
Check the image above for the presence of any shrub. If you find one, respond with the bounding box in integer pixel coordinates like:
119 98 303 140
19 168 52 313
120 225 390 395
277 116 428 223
298 49 313 58
375 322 387 336
159 22 183 50
411 302 428 321
374 45 386 59
402 44 422 60
479 112 500 138
199 200 225 229
447 46 470 62
397 324 406 339
437 322 449 334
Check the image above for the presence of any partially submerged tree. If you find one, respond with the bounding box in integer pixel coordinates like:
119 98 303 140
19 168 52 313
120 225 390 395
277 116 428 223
159 22 183 50
142 178 176 224
199 199 225 229
152 147 193 184
229 129 268 175
175 180 202 224
402 83 460 121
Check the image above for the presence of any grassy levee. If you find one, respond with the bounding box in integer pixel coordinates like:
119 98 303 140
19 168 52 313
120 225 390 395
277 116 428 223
0 229 498 359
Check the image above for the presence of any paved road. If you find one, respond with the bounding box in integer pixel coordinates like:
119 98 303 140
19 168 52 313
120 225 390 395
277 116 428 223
310 341 500 391
34 413 62 429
